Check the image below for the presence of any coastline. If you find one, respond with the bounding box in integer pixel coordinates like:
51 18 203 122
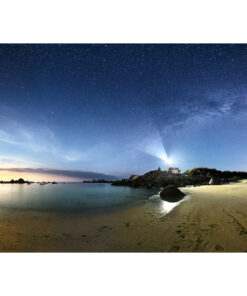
1 181 247 251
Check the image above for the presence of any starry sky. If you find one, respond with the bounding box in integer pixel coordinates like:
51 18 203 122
0 44 247 181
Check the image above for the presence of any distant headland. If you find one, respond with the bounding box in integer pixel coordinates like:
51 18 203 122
0 178 33 184
82 179 113 184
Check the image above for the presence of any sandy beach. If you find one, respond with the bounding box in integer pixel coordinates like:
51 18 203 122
1 181 247 252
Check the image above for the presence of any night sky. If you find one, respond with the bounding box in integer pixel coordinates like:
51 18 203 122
1 44 247 181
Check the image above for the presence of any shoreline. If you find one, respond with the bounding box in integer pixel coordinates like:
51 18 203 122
0 181 247 251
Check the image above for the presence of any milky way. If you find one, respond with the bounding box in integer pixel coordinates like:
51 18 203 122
0 44 247 180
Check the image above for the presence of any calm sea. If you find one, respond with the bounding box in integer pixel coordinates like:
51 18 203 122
0 183 158 213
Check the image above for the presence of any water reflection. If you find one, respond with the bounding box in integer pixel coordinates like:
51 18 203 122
148 194 188 215
160 195 184 203
159 200 182 214
0 183 157 212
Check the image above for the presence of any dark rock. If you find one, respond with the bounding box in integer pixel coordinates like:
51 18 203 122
17 178 25 184
97 179 111 183
160 185 185 202
185 167 247 180
9 178 27 184
145 183 152 189
221 178 229 184
112 167 247 189
112 168 210 188
111 179 130 186
228 176 241 183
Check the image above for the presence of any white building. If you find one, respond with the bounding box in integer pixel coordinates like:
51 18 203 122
168 167 181 174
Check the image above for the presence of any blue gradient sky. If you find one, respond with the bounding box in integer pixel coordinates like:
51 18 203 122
1 44 247 180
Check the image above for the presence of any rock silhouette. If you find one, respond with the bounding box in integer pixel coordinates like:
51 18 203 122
160 185 185 202
112 167 245 189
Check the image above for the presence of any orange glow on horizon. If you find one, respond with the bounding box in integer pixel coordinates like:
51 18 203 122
0 170 82 182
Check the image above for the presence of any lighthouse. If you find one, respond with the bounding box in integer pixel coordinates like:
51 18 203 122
163 154 180 174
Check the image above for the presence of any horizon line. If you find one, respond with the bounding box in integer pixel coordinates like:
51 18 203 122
0 167 119 181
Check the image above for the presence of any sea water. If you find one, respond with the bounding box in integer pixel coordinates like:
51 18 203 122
0 183 158 213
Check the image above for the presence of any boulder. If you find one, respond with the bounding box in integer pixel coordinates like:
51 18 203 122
160 185 185 202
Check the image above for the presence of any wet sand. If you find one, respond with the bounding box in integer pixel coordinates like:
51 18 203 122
1 181 247 252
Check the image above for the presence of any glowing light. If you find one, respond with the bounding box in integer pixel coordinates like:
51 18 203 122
162 154 172 166
136 127 177 169
166 158 172 165
160 200 180 214
159 197 187 214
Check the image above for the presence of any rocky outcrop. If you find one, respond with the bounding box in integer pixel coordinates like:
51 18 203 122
112 169 210 188
160 185 185 202
185 167 247 180
112 167 246 189
228 176 241 183
209 176 241 185
111 167 247 189
110 179 130 186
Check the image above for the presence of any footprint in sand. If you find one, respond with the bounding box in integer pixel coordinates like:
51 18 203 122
62 233 70 237
124 222 130 228
97 225 112 232
208 224 218 229
215 244 224 251
168 246 180 252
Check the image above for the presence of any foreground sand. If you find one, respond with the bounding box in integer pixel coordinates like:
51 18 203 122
1 181 247 252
